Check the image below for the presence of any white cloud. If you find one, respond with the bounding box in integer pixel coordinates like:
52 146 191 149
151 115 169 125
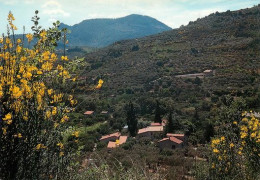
48 17 57 22
24 0 35 4
42 0 60 8
43 9 70 17
42 0 70 17
41 0 70 25
163 8 224 28
0 0 18 5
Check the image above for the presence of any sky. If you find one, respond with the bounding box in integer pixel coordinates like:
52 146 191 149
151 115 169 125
0 0 259 34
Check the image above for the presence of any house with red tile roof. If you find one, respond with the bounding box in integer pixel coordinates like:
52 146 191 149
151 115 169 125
150 119 167 127
107 141 117 149
158 136 184 150
99 132 121 143
137 126 164 139
150 122 162 126
99 131 128 150
107 136 128 149
84 111 95 115
107 136 128 150
118 136 128 145
158 134 187 150
166 133 187 145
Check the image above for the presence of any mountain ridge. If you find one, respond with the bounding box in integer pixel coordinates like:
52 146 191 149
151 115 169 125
60 14 172 47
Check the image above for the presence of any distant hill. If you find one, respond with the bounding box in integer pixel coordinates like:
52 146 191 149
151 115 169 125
60 14 171 47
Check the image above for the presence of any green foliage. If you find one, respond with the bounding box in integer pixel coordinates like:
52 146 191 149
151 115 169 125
208 98 260 180
154 100 162 123
0 11 74 179
126 102 138 137
164 112 174 134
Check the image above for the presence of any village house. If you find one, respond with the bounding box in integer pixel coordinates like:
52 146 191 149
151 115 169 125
107 136 128 150
150 123 162 126
84 111 95 116
158 136 184 150
166 133 187 145
203 69 214 77
101 111 109 115
158 134 187 150
107 141 117 149
137 126 164 139
118 136 128 145
99 131 128 150
150 119 167 127
99 132 121 143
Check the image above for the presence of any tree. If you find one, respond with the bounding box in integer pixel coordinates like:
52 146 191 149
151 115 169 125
154 100 162 123
192 108 200 129
165 112 174 134
126 102 138 137
0 11 78 179
165 111 181 135
194 77 202 85
204 122 215 142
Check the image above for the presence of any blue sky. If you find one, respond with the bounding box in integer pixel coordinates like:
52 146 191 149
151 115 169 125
0 0 259 34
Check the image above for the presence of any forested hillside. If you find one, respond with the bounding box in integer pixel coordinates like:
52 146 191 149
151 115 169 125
74 4 260 144
60 5 260 179
60 14 171 47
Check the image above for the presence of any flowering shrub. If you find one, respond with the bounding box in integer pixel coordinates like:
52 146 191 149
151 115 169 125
210 111 260 179
0 11 78 179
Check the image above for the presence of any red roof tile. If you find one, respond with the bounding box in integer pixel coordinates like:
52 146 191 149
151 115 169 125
158 137 183 144
100 132 121 141
158 138 169 142
166 133 185 137
148 126 164 132
172 134 185 137
138 126 164 134
84 111 94 115
119 136 128 144
107 141 116 148
150 123 162 126
138 128 148 134
169 137 183 144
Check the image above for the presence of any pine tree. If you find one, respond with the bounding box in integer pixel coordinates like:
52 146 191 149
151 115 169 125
166 112 174 133
204 123 215 142
172 112 181 131
126 102 138 137
154 100 162 123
